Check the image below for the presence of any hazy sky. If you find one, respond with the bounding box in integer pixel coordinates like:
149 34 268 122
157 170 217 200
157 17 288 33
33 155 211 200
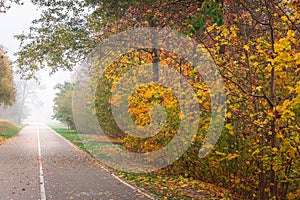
0 0 71 125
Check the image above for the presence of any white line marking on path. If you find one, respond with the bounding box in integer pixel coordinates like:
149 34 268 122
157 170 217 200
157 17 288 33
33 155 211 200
111 174 156 200
37 126 47 200
48 127 156 200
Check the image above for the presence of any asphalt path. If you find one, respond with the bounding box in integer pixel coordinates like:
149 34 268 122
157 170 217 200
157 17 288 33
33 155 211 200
0 124 154 200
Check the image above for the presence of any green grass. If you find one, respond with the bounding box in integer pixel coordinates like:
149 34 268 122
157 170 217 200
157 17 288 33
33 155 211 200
0 120 21 142
52 128 88 152
0 126 19 139
52 127 228 199
52 128 124 157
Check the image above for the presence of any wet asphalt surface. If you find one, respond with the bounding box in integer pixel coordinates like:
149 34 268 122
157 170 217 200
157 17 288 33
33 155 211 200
0 125 154 200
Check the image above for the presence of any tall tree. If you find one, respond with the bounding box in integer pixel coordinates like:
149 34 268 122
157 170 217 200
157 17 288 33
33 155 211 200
200 0 300 198
0 45 15 107
52 82 75 129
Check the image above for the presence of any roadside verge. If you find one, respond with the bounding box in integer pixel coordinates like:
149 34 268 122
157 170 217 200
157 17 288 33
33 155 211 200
52 127 230 199
0 120 21 144
51 127 156 200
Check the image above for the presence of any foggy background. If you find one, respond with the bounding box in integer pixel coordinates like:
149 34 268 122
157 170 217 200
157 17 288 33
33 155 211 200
0 0 71 126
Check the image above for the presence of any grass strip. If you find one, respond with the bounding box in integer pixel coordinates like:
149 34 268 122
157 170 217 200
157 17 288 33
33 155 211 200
53 127 230 199
0 120 21 143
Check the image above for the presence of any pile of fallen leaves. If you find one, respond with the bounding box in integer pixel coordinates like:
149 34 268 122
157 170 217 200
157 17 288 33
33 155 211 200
118 172 233 199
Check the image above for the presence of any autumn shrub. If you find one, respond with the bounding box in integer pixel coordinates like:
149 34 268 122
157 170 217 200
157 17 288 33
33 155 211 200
91 1 300 199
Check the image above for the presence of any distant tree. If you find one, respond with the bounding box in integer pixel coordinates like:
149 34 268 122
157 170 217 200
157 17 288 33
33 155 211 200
0 77 45 124
52 82 75 129
0 78 44 123
0 45 15 107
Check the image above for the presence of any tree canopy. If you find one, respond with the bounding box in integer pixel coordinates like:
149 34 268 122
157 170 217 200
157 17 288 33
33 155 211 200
15 0 223 78
0 0 23 13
